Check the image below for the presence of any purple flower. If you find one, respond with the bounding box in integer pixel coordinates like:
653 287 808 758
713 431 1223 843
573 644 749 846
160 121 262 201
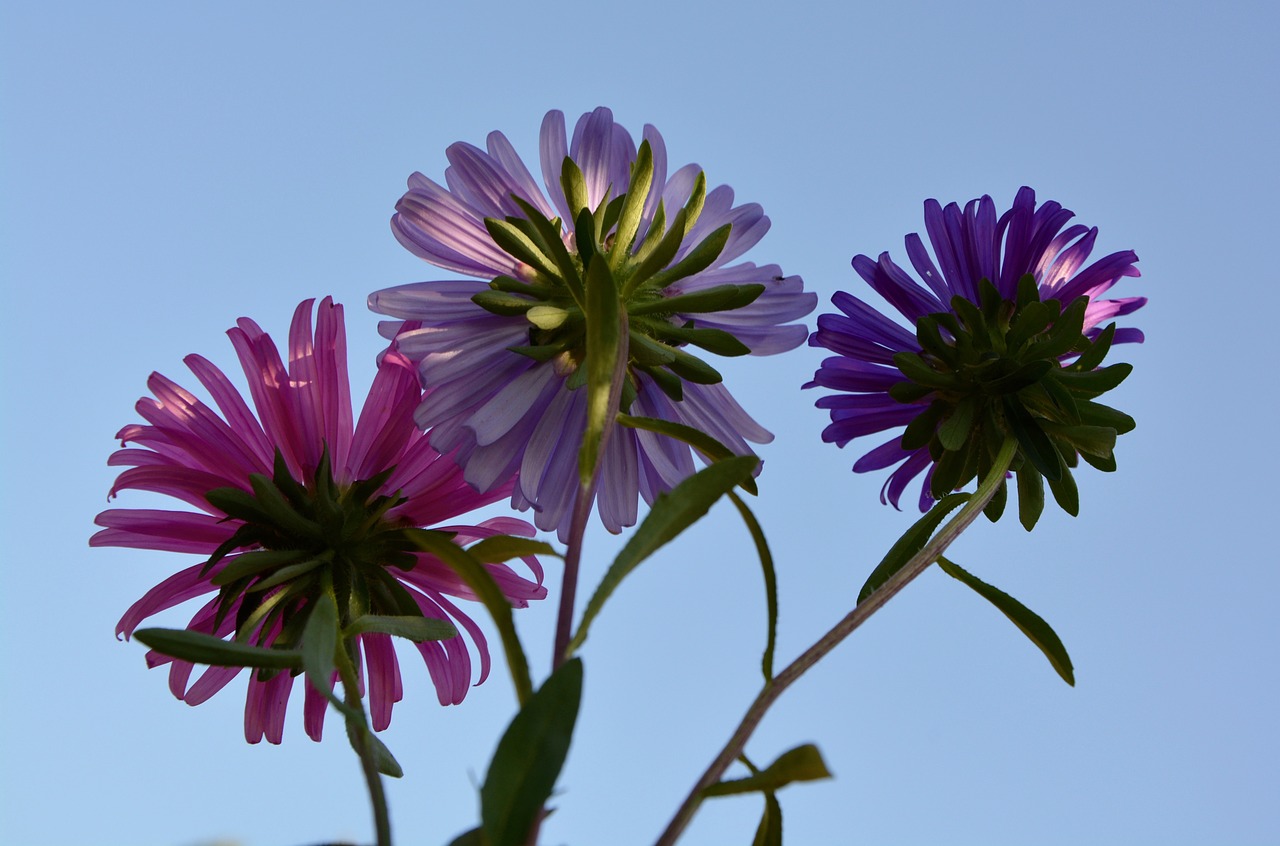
807 187 1145 514
370 107 816 541
92 297 546 744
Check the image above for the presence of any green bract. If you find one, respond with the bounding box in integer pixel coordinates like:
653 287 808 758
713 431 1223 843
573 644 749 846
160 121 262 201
200 449 458 655
890 277 1135 529
471 141 763 407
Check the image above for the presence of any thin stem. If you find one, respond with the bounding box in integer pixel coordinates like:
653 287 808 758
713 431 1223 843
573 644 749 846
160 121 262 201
653 438 1018 846
336 645 392 846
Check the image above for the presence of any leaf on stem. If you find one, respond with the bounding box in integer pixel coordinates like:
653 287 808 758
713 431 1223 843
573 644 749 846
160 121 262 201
936 555 1075 685
406 529 533 705
568 455 759 653
702 743 832 797
617 413 759 495
729 491 777 683
579 259 621 487
753 793 783 846
856 493 971 604
481 659 584 846
345 615 460 642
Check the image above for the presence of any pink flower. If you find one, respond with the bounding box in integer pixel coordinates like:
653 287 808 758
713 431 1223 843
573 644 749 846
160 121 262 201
92 297 545 744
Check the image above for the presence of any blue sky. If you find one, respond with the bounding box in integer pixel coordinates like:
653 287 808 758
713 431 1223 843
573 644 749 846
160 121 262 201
2 2 1277 844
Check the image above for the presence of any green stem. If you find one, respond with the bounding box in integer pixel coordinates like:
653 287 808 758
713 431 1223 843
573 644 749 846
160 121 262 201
336 643 392 846
653 437 1018 846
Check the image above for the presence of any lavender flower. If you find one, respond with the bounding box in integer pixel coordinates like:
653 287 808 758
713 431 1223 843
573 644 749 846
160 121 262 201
807 187 1144 522
370 107 816 541
92 297 545 744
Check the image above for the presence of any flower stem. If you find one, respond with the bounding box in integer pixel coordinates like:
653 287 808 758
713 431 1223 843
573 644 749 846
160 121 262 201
551 312 631 670
653 437 1018 846
336 644 393 846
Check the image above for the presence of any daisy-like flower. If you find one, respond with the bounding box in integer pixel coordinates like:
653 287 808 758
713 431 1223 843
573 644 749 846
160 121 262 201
807 187 1144 524
91 297 545 744
369 107 816 541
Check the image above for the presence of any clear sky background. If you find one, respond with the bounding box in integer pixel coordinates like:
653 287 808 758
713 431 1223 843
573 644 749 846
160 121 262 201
2 2 1277 845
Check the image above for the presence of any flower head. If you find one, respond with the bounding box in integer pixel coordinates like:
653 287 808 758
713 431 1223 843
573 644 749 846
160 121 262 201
370 107 816 541
92 297 545 744
807 187 1144 524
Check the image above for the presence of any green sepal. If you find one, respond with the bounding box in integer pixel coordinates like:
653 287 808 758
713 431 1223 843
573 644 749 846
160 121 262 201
573 207 598 270
1075 400 1136 434
631 282 765 317
508 342 571 362
640 224 733 292
628 329 677 366
983 359 1053 395
1040 421 1117 460
627 208 687 294
133 627 303 670
560 156 589 217
888 379 934 403
936 555 1075 685
1079 450 1118 472
509 195 584 306
1070 323 1116 372
938 396 979 452
481 658 583 846
916 317 959 367
702 744 832 797
857 493 971 604
1002 397 1061 480
472 290 538 317
209 548 310 586
1046 462 1080 516
639 318 752 357
1014 274 1040 310
1053 362 1133 395
568 455 759 653
405 529 532 704
893 351 959 390
243 552 330 593
900 400 945 451
642 361 684 401
483 217 559 280
579 258 622 487
616 413 759 495
728 491 777 682
665 344 724 385
345 614 459 642
611 140 653 268
1006 300 1055 352
1015 463 1045 531
248 473 323 540
526 305 571 330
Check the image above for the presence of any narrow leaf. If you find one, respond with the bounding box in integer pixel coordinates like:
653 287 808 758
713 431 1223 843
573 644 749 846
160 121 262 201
406 529 532 704
753 793 783 846
346 614 459 642
857 493 971 604
467 536 560 563
134 628 302 670
936 556 1075 685
569 455 759 653
616 413 758 495
729 491 777 682
481 659 583 846
300 591 339 703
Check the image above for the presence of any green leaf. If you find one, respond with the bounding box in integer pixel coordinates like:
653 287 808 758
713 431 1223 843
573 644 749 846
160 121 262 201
936 556 1075 685
639 319 752 357
300 591 339 703
1015 463 1045 531
857 493 971 604
406 529 532 704
753 793 783 846
1002 397 1062 481
481 658 583 846
345 718 404 778
1054 362 1133 395
133 628 302 670
345 614 459 642
641 224 733 291
466 536 561 563
616 413 758 495
472 290 538 316
579 258 622 487
729 491 777 682
484 217 559 281
445 827 485 846
702 744 833 797
210 548 311 586
938 396 978 452
569 455 759 653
